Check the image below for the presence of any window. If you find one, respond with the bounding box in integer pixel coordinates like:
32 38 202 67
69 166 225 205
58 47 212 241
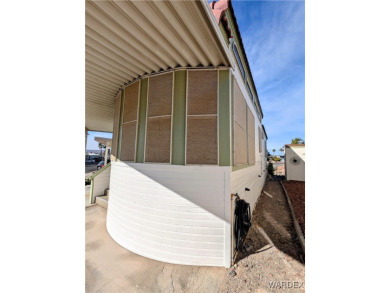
246 81 255 104
233 44 245 81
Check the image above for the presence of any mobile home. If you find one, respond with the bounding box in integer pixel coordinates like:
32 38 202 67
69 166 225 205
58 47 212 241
86 0 268 268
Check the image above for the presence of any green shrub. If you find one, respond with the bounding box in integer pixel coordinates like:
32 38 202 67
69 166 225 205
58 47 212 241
273 157 281 162
268 163 274 176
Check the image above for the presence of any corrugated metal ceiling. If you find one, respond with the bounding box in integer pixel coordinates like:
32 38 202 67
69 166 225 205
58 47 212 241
85 0 231 132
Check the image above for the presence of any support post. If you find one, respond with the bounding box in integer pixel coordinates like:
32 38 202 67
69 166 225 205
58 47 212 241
85 127 89 153
104 146 108 165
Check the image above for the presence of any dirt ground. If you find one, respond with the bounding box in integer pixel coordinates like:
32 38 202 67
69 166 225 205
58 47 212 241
86 180 305 293
219 181 305 293
282 181 305 236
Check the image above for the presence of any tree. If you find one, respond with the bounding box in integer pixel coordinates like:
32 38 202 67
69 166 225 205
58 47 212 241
98 143 106 158
272 149 276 154
291 137 305 144
279 147 284 153
268 162 274 176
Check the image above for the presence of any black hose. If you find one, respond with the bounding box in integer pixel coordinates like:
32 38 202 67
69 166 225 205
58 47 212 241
234 198 251 250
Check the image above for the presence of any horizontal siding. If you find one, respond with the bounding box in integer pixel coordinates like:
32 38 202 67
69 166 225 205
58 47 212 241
231 162 266 253
107 162 231 267
231 162 266 211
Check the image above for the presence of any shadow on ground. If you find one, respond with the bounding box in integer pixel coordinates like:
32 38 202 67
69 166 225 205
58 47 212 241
86 205 227 293
235 180 305 265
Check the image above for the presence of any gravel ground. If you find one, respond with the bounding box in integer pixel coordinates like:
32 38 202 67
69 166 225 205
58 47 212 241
219 181 305 293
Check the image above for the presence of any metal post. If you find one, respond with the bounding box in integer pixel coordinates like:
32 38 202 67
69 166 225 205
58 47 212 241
85 127 89 153
104 145 108 165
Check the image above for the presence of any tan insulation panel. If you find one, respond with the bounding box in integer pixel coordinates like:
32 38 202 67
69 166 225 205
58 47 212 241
120 121 137 161
111 92 121 158
234 122 248 165
234 79 247 130
258 126 262 153
187 70 218 115
186 116 218 165
145 116 171 163
247 109 255 164
123 82 139 123
248 135 255 165
147 73 173 117
247 107 255 138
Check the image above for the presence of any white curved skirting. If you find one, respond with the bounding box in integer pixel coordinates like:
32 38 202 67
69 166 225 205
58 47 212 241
106 161 231 267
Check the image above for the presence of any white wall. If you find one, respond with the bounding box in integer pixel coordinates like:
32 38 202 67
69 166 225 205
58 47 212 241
230 162 266 253
231 163 267 212
107 161 232 267
90 165 111 203
229 65 268 252
285 146 305 181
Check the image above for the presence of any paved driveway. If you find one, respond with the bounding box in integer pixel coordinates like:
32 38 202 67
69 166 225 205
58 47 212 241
85 163 98 177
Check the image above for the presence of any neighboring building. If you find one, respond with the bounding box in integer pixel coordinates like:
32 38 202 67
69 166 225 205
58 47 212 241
85 152 100 161
275 165 285 176
85 0 267 268
285 144 305 181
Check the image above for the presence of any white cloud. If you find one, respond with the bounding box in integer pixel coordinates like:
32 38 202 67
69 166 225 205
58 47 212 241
236 1 305 150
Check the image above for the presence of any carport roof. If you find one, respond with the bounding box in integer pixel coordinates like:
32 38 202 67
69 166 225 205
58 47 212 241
285 144 305 147
94 136 112 148
85 0 232 132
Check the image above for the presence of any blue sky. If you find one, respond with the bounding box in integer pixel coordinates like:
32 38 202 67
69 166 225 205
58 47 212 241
86 131 112 150
233 0 305 154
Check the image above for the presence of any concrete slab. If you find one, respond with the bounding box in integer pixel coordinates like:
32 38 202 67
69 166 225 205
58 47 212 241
85 205 227 293
95 196 108 209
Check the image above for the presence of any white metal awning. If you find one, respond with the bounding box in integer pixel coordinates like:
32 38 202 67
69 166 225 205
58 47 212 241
94 136 112 148
85 0 231 132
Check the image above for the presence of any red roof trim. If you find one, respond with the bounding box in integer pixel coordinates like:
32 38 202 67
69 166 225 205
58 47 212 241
210 0 230 24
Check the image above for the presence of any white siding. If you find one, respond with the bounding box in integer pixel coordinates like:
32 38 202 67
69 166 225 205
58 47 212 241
230 162 267 253
107 161 231 267
90 165 111 203
285 146 305 181
231 163 267 214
